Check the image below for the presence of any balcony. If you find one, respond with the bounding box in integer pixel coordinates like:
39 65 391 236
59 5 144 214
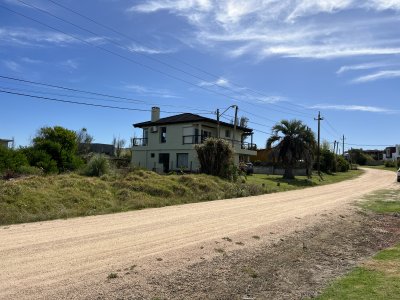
132 138 148 147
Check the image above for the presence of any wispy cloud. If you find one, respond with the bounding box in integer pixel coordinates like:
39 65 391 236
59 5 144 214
310 104 397 113
0 27 106 47
199 77 231 87
336 61 393 74
127 43 175 54
352 70 400 83
3 60 22 72
129 0 400 60
124 84 181 99
60 59 79 71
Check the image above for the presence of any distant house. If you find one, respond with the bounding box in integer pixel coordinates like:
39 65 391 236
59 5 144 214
131 107 257 173
362 149 384 161
86 143 115 156
0 138 13 149
383 145 400 162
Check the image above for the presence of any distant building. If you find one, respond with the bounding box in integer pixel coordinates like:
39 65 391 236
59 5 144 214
362 149 384 160
0 138 13 149
383 145 400 162
81 143 115 156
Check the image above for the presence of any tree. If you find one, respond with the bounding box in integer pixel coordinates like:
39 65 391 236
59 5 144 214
239 116 249 128
267 120 316 179
76 127 93 155
32 126 82 172
112 136 126 158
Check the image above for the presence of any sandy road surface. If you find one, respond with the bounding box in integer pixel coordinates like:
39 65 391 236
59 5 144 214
0 168 397 299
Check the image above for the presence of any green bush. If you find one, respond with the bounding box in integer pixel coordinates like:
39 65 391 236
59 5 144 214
22 147 58 174
195 138 234 179
0 147 28 173
384 160 396 168
320 149 336 174
32 126 83 172
336 156 350 172
83 154 110 177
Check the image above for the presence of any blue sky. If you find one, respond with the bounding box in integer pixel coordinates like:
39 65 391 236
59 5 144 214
1 0 400 151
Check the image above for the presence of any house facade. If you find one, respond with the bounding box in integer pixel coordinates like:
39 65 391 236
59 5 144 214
383 145 400 162
131 107 257 173
0 138 13 149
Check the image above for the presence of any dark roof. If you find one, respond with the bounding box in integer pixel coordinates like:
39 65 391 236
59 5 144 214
133 113 252 133
0 139 13 142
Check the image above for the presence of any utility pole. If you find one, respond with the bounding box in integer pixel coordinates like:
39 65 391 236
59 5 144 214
333 140 337 154
232 105 238 147
342 134 345 157
314 111 324 176
216 109 220 138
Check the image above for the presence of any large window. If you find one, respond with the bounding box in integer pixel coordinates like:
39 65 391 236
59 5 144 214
225 129 231 138
176 153 189 169
160 127 167 143
143 128 148 146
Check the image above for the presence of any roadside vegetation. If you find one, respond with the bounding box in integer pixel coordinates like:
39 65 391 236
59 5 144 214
0 124 361 225
246 169 362 193
315 189 400 299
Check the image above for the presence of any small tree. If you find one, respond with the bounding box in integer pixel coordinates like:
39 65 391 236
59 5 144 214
112 136 126 158
76 127 93 155
32 126 82 172
267 120 316 179
195 138 234 178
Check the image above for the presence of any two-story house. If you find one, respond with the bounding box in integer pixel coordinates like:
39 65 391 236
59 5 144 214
131 107 257 173
383 145 400 162
0 138 13 148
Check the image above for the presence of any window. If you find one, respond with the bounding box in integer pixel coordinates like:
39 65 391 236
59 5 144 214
160 127 167 143
151 153 155 158
176 153 189 169
143 128 148 146
225 129 231 138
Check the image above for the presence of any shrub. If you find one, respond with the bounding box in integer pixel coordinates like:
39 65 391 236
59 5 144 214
83 154 110 177
32 126 83 172
384 160 396 168
336 156 350 172
0 147 29 174
320 149 336 174
22 147 58 174
195 138 234 179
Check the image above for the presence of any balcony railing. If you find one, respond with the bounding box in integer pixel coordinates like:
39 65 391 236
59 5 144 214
132 138 148 147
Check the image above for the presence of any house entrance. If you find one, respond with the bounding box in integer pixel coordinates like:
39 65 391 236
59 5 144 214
159 153 170 173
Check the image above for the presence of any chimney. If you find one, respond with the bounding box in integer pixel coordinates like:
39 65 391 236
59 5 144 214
151 106 160 122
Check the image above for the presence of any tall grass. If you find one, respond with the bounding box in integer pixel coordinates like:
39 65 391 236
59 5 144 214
0 169 263 225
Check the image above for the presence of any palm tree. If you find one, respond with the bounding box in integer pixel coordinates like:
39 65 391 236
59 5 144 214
267 120 316 179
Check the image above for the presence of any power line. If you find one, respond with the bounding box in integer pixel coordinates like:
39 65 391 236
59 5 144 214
7 1 313 119
46 0 315 118
0 89 191 114
0 75 214 114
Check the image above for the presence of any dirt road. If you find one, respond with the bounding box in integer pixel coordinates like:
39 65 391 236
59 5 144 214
0 168 397 299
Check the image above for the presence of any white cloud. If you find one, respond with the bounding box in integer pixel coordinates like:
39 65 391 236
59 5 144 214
20 57 43 64
60 59 79 70
3 60 22 72
0 27 105 47
199 77 231 87
352 70 400 83
336 61 393 74
129 0 400 60
127 44 175 54
310 104 397 113
124 84 180 99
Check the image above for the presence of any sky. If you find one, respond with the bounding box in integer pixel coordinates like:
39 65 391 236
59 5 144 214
1 0 400 151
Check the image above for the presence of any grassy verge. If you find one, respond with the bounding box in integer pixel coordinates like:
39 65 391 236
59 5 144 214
246 169 362 193
0 169 362 226
364 165 398 172
314 189 400 299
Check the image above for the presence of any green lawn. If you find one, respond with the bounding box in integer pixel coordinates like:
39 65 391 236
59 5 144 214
245 170 363 193
314 189 400 300
315 244 400 300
